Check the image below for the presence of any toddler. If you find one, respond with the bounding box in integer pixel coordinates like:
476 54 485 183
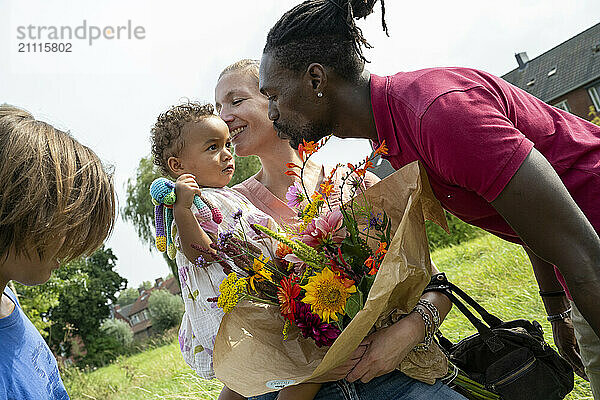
0 104 115 399
150 102 321 400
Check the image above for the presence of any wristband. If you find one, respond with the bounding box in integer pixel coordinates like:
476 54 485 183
539 290 566 298
547 307 572 323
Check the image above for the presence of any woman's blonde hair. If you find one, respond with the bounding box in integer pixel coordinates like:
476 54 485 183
0 104 116 263
218 59 260 86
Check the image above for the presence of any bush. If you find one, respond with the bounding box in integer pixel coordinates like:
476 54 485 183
101 318 133 348
148 290 184 333
426 211 485 251
80 333 126 368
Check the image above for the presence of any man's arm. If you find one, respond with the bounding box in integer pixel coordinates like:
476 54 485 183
491 148 600 337
523 246 587 379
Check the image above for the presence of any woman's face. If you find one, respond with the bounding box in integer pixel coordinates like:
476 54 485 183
215 71 278 157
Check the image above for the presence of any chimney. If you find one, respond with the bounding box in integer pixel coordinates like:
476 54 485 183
515 52 529 70
155 277 164 287
138 288 145 296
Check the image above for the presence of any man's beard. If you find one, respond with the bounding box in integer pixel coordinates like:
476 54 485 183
274 120 332 150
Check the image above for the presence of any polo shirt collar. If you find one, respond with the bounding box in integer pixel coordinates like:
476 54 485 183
370 73 401 157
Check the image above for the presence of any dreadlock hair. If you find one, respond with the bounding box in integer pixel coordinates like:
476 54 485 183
264 0 387 81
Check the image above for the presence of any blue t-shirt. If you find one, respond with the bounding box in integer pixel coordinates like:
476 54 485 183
0 286 70 399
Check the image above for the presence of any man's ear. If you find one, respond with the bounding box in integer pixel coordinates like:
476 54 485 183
167 156 183 176
305 63 328 97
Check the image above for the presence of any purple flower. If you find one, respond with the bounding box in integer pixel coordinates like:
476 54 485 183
286 182 305 208
295 302 341 347
194 256 205 268
232 209 243 222
217 229 234 247
363 212 383 231
178 265 189 282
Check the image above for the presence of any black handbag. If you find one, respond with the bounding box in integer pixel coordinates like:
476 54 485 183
424 273 574 400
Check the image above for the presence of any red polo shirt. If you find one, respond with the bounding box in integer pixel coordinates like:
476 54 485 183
370 68 600 295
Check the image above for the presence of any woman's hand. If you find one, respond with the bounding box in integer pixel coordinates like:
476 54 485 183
346 312 425 383
308 344 368 383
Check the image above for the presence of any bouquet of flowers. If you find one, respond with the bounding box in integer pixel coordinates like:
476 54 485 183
200 137 391 348
198 144 450 396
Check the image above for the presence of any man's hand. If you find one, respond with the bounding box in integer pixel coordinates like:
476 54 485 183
346 312 424 383
174 174 202 209
551 319 588 380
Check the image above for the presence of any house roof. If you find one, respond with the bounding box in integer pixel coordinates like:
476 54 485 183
502 22 600 102
118 303 134 318
128 276 181 317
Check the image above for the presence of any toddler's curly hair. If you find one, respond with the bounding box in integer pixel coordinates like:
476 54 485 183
151 101 216 177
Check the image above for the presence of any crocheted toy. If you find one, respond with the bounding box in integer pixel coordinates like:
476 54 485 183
150 177 223 259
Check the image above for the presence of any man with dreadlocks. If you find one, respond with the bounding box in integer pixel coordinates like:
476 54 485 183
259 0 600 397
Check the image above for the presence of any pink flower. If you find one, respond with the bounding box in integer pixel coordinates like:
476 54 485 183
286 182 305 208
300 208 346 249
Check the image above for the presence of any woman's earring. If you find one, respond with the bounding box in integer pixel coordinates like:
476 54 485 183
317 92 323 98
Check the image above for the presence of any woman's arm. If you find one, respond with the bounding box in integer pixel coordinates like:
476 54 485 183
345 263 452 383
173 174 217 263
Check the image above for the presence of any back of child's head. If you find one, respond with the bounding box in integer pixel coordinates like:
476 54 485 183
0 104 115 263
151 101 216 178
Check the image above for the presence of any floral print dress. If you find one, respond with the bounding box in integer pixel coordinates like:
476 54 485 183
175 187 278 379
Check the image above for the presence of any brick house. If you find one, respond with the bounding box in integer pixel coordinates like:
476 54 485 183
111 276 181 340
502 22 600 121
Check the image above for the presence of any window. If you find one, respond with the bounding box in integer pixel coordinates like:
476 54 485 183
131 314 140 325
588 83 600 110
553 100 570 112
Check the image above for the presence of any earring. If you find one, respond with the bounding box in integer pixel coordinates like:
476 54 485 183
317 92 323 98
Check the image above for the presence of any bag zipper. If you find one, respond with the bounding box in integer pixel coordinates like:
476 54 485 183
489 358 536 390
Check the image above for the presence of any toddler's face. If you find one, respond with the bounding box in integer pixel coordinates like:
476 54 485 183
176 116 235 188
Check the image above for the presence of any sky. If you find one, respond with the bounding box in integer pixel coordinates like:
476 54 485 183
1 0 598 289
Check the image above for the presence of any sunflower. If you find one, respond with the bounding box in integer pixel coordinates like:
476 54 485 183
301 267 356 323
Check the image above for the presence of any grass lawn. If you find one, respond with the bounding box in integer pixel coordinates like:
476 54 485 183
64 233 593 399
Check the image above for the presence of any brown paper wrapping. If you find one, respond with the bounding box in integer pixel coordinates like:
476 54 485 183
213 161 448 396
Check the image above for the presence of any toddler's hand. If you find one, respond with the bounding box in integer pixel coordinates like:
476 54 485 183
174 174 202 209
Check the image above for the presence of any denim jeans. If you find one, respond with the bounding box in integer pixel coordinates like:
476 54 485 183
248 370 466 400
571 301 600 399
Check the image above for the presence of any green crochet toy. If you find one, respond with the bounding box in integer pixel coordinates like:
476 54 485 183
150 178 223 259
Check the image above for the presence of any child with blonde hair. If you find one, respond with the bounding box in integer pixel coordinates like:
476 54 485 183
0 104 115 399
151 101 321 400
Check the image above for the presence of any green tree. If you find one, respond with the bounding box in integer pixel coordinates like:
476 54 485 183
47 246 127 356
123 154 261 277
14 275 64 338
116 287 139 307
148 289 184 333
589 105 600 126
138 281 153 291
100 318 133 347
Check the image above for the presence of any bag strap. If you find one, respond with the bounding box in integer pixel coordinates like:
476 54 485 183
424 273 504 330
